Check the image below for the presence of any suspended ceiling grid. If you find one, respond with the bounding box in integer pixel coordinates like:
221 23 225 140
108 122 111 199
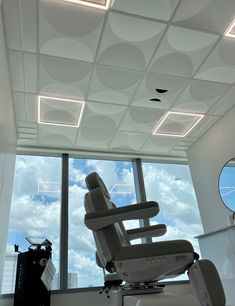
2 0 235 157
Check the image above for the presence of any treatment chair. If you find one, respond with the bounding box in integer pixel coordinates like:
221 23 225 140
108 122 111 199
84 172 226 306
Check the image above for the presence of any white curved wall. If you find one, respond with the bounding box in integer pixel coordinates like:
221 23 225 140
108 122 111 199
187 105 235 233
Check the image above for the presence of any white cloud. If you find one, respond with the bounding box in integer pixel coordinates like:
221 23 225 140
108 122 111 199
143 163 203 255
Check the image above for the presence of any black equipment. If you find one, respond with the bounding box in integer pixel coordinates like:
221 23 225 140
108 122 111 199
14 237 52 306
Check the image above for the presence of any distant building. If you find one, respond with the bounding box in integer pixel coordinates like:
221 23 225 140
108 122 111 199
1 254 18 294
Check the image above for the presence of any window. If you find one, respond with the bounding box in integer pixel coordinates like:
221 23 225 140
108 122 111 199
2 155 203 293
142 162 203 256
68 158 136 288
142 162 202 281
2 155 62 293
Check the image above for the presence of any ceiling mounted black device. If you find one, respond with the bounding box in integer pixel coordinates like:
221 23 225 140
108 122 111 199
149 88 168 102
149 98 161 102
156 88 168 94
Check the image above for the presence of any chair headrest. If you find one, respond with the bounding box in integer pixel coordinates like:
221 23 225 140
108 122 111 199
85 172 111 199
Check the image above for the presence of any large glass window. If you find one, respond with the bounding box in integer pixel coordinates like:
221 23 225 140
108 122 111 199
68 158 136 288
2 155 62 293
142 162 202 281
142 162 203 255
2 155 204 293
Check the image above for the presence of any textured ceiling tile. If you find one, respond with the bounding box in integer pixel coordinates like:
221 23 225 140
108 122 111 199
25 94 38 122
119 107 165 133
39 54 92 98
112 0 179 21
21 0 37 51
131 73 189 108
186 114 218 137
3 0 235 156
23 53 37 93
17 121 37 129
97 12 166 69
39 0 105 62
81 101 127 129
169 149 187 157
209 86 235 115
88 64 142 104
109 131 149 151
18 127 37 134
178 140 194 146
153 112 204 137
140 135 179 153
18 133 37 139
8 51 24 91
2 0 21 50
13 93 26 121
39 96 85 127
38 124 77 147
18 138 37 146
173 0 235 34
149 26 219 77
172 79 230 113
173 145 189 150
194 39 235 84
75 127 115 149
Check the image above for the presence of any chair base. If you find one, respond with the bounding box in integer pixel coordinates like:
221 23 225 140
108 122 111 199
113 287 164 306
188 259 226 306
109 259 226 306
100 274 164 298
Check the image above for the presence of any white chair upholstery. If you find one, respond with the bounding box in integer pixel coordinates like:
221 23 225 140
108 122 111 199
84 172 195 281
84 172 226 306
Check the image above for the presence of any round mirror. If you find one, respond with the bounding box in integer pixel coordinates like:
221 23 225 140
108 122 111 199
219 158 235 212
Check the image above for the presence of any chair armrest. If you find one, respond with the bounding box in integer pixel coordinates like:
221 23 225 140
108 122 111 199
126 224 167 240
84 201 159 230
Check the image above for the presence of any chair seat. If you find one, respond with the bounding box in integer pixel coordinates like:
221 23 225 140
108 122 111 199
115 240 193 261
114 240 195 282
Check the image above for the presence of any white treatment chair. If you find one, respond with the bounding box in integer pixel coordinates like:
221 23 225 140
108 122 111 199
84 172 226 306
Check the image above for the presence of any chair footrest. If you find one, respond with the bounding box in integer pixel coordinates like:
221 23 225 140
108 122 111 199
188 259 226 306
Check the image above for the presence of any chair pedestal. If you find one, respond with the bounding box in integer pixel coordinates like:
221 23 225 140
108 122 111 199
112 287 163 306
113 290 200 306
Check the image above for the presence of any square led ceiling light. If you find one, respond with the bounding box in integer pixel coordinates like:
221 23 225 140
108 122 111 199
153 111 204 137
38 96 85 127
224 18 235 38
60 0 111 10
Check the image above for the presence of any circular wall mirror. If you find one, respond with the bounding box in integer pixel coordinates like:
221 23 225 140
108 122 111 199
219 158 235 212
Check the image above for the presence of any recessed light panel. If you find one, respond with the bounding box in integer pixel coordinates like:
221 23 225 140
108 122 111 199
59 0 111 10
153 111 204 137
224 18 235 38
38 96 85 127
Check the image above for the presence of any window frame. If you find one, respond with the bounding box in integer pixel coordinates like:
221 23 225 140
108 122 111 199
2 151 198 295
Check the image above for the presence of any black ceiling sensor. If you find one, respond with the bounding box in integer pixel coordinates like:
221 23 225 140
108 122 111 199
149 98 161 102
156 88 168 94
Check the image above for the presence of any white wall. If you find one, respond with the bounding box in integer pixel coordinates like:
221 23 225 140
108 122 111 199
187 106 235 233
0 5 17 292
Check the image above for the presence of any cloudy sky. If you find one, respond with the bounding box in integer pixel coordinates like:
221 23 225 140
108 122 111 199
3 155 204 291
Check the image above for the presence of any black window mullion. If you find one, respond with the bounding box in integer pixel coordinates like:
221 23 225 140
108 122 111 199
60 154 69 290
132 158 151 243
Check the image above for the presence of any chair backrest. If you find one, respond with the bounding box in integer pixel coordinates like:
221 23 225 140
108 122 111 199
84 172 130 271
